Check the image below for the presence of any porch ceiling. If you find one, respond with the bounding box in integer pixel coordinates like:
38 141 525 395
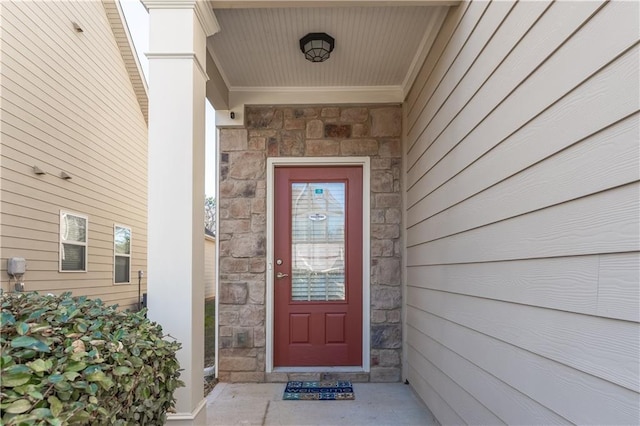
205 0 458 116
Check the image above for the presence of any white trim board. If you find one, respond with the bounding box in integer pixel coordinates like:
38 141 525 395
216 88 404 127
212 1 460 8
266 157 371 373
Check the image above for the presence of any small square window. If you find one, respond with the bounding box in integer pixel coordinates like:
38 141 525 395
60 211 88 272
114 225 131 284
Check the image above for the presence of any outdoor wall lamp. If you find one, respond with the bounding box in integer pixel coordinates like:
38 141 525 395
299 33 335 63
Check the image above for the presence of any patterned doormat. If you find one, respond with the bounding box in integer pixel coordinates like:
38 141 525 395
283 381 355 400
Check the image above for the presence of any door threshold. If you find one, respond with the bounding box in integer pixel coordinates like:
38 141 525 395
273 366 366 373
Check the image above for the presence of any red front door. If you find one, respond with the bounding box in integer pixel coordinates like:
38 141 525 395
274 166 363 366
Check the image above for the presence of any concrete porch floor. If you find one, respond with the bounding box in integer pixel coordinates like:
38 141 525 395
204 382 439 425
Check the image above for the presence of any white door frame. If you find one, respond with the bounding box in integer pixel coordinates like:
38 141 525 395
266 157 371 373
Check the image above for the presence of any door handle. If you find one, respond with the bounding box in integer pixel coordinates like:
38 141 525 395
276 272 289 279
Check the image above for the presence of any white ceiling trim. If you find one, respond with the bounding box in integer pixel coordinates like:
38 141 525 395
211 0 460 8
206 51 230 110
208 48 232 90
401 6 447 98
230 85 404 104
196 1 221 36
230 85 403 92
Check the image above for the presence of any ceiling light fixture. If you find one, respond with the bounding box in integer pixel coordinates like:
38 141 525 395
299 33 335 63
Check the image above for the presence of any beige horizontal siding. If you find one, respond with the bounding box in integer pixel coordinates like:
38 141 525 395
403 0 640 424
406 327 567 425
3 1 147 134
407 184 639 263
408 286 639 391
597 253 640 321
407 113 639 238
407 256 598 316
2 165 147 221
0 0 148 309
407 307 639 425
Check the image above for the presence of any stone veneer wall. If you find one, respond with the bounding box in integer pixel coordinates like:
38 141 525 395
217 104 402 383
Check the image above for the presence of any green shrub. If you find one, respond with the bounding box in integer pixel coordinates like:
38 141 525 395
0 292 184 425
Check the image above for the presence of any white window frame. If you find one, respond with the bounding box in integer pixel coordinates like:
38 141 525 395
113 224 132 285
59 211 88 273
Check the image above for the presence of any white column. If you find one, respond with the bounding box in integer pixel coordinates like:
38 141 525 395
142 1 218 424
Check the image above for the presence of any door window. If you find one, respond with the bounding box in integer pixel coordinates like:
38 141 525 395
291 182 346 301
